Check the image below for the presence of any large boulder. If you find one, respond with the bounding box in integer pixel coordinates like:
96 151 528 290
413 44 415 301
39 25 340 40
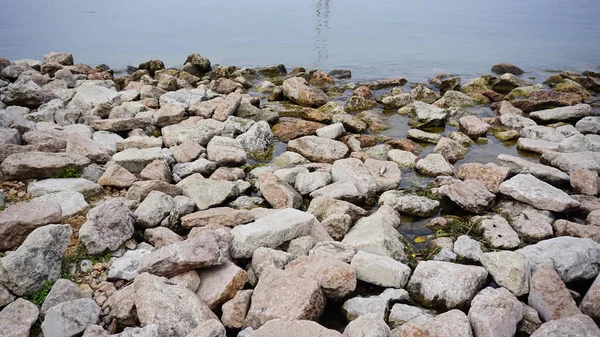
41 298 100 337
480 251 530 296
498 154 570 186
0 298 39 337
468 287 523 337
0 198 62 251
78 198 135 255
244 267 326 329
530 314 600 337
540 150 600 174
281 77 328 107
230 208 316 258
498 174 579 212
0 152 90 180
0 224 71 296
2 81 56 108
530 104 592 122
249 319 341 337
406 261 488 310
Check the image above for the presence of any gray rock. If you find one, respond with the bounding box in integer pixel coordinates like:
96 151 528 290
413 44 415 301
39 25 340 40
415 153 454 177
258 172 302 209
388 304 434 328
92 131 123 153
42 298 100 337
134 272 216 337
468 287 523 337
33 191 88 218
439 180 495 214
135 191 174 228
407 261 488 309
387 149 417 168
480 251 530 296
2 81 56 108
580 272 600 322
230 208 316 258
459 115 490 138
343 313 391 337
196 261 247 310
173 158 217 181
112 147 164 173
407 129 442 143
145 227 183 248
576 116 600 134
331 158 377 199
159 88 206 110
499 174 579 212
0 198 62 251
517 138 560 154
186 319 227 337
41 279 93 315
453 235 484 261
530 314 600 337
541 150 600 174
236 121 273 156
530 104 592 122
498 154 569 185
0 224 71 296
0 127 20 145
287 136 349 164
316 123 345 139
309 181 363 203
177 174 239 210
0 284 14 307
295 171 331 195
108 249 151 281
474 215 521 249
517 236 600 283
79 198 135 255
499 113 537 130
0 151 90 180
281 77 328 107
248 319 341 337
0 298 39 337
404 101 447 128
28 178 102 198
378 191 440 217
161 119 235 147
392 309 473 337
206 136 247 167
97 164 138 188
350 250 411 288
520 125 565 142
342 296 387 321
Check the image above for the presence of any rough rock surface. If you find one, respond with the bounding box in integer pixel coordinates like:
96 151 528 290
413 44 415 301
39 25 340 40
528 265 582 322
0 298 39 337
79 198 135 255
530 314 600 337
499 174 580 212
468 287 523 337
0 198 62 251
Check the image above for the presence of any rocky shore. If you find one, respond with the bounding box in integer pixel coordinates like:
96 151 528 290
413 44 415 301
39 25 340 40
0 53 600 337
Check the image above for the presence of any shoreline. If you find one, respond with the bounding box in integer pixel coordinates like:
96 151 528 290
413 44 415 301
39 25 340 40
1 52 600 336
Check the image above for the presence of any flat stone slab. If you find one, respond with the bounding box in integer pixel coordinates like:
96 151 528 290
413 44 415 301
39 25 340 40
499 174 579 212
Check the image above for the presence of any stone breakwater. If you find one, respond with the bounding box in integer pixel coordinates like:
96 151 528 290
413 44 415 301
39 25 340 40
0 52 600 337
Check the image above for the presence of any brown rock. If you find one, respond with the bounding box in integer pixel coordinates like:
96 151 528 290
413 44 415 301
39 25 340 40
181 207 254 228
144 227 183 248
511 91 583 112
244 267 326 329
321 214 352 241
66 133 112 163
286 255 356 300
258 172 303 209
309 70 335 87
0 199 62 251
528 265 581 322
273 117 326 142
570 169 598 196
249 319 342 337
385 138 422 155
105 284 136 326
580 273 600 322
457 163 510 193
221 290 253 329
553 219 600 243
97 164 137 188
169 270 201 292
171 141 205 163
392 309 472 337
139 159 172 182
196 261 247 310
459 115 490 138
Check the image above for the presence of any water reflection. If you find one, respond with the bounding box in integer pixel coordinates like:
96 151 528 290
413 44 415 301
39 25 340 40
314 0 330 66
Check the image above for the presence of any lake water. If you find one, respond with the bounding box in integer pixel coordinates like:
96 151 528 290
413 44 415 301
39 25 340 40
1 0 599 80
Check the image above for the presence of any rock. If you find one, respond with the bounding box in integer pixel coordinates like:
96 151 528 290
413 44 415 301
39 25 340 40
517 138 560 154
499 113 537 130
415 153 454 177
388 303 434 328
577 116 600 135
104 284 137 327
66 133 111 163
342 295 387 321
230 208 316 258
258 172 302 209
140 159 172 182
554 219 600 242
540 151 600 174
587 210 600 226
453 235 484 261
319 214 351 241
161 119 235 147
457 163 510 193
171 141 204 163
248 319 341 337
137 231 229 277
331 158 377 198
185 319 226 337
392 309 473 337
403 101 447 128
316 123 345 139
475 214 521 249
206 136 246 167
439 180 496 214
468 287 523 337
382 93 414 109
112 147 164 173
580 273 600 321
134 272 216 337
498 154 569 186
492 63 524 75
125 180 182 205
433 137 467 163
78 198 135 255
221 289 253 329
251 247 293 279
196 261 247 310
342 206 406 261
520 126 565 142
0 298 39 337
307 196 366 221
388 150 417 168
480 251 529 296
108 249 150 281
434 90 476 108
332 114 367 133
181 207 253 229
41 278 92 315
407 261 488 310
0 151 90 180
378 191 440 217
96 164 137 188
529 104 591 123
273 117 325 142
350 250 411 288
2 81 56 108
0 224 71 296
530 314 600 337
145 227 183 248
0 198 62 251
41 298 100 337
459 115 490 138
310 182 363 203
172 158 217 181
236 121 273 156
345 87 377 112
529 265 581 322
492 73 524 94
281 77 328 107
288 136 349 164
343 313 391 337
134 190 174 228
286 255 356 300
177 174 239 210
499 174 579 212
244 267 325 329
517 237 600 283
295 172 331 195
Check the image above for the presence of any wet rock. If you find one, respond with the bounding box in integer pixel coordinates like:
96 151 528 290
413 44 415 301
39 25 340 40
286 254 356 300
480 251 529 296
498 154 569 185
529 265 581 322
411 84 439 104
177 174 240 210
457 163 510 193
406 260 488 310
0 151 90 180
281 77 328 107
499 174 579 212
42 298 100 337
434 90 476 108
392 309 473 337
492 63 524 75
459 115 490 138
345 86 377 112
197 261 247 310
580 273 600 321
407 129 441 143
244 267 325 329
530 314 600 337
27 178 103 198
415 153 454 177
402 101 447 128
236 121 273 156
439 180 496 214
475 214 521 249
79 198 135 255
492 73 524 94
517 236 600 283
382 93 414 109
433 137 467 163
0 298 39 337
288 136 349 164
0 224 71 296
378 191 440 217
342 206 406 260
350 250 411 288
0 198 62 251
388 149 417 168
249 319 341 337
134 272 216 337
468 287 523 337
230 208 316 258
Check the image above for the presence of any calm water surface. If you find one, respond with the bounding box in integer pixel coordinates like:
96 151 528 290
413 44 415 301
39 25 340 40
1 0 599 80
